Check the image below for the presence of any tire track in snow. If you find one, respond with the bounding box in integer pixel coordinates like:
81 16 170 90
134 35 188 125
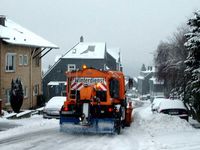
0 128 58 145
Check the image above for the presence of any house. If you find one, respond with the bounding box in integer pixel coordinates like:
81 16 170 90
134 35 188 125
137 65 164 98
42 39 122 100
0 16 58 110
149 66 164 98
149 76 164 97
137 66 153 95
125 76 135 91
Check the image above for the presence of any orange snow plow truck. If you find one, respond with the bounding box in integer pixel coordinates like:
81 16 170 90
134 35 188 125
60 66 133 134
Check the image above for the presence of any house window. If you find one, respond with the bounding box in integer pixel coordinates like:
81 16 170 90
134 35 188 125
68 64 76 71
72 49 76 54
5 89 11 103
61 90 67 96
33 84 39 96
5 53 16 72
23 55 28 65
19 55 23 65
19 54 28 66
23 86 28 98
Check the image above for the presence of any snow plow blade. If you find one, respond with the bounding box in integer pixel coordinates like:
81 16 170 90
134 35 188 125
60 117 115 134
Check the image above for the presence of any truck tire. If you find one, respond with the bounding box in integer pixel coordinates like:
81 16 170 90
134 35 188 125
114 111 121 134
115 118 121 135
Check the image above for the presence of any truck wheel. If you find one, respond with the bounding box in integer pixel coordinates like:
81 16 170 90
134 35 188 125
115 117 121 135
121 120 125 129
116 125 121 135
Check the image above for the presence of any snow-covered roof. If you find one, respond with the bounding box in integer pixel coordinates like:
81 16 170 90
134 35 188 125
138 76 144 80
107 48 120 61
134 77 138 83
48 81 66 86
150 77 164 85
0 18 59 48
62 42 106 59
141 70 153 74
54 55 62 63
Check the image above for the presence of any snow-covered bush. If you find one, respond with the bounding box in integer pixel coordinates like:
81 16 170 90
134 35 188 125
10 78 24 113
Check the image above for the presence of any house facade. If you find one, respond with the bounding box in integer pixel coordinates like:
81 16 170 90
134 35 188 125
149 77 164 97
42 41 121 100
0 16 58 110
137 66 153 95
137 65 164 97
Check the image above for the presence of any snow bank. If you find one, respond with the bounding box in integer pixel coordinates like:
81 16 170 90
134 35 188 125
137 104 194 136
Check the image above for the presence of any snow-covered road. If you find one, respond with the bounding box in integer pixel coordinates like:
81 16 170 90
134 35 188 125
0 101 200 150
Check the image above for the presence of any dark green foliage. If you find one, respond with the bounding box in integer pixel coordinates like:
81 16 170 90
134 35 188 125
184 10 200 120
10 78 24 113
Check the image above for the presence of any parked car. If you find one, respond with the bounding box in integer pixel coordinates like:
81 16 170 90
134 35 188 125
43 96 66 119
140 94 150 101
151 98 167 112
126 93 138 99
157 99 188 121
150 95 165 103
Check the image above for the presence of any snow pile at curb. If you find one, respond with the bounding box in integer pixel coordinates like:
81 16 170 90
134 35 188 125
0 115 58 140
137 105 194 135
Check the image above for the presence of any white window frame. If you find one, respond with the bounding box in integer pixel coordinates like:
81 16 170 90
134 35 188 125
23 86 28 98
23 55 28 65
33 84 39 96
5 89 11 103
68 64 76 71
5 53 16 72
19 55 23 66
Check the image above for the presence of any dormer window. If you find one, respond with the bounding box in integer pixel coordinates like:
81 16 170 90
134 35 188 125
72 49 76 54
68 64 76 71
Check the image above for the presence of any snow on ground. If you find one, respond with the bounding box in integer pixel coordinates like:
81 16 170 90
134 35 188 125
133 101 200 150
0 115 58 140
137 102 194 135
0 100 200 150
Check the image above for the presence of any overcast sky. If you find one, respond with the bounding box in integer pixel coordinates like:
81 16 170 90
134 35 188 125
1 0 200 76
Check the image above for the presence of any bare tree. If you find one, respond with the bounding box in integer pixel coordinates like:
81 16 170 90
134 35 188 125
154 26 188 97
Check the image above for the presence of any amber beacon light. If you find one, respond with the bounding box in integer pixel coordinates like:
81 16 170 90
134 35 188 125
82 64 87 69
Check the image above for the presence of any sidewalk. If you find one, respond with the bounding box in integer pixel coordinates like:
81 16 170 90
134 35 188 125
189 117 200 129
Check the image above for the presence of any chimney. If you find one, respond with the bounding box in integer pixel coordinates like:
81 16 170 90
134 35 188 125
0 15 6 26
80 36 84 42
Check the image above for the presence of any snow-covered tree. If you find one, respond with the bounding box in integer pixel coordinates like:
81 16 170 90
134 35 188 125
10 78 24 113
184 10 200 115
154 26 188 97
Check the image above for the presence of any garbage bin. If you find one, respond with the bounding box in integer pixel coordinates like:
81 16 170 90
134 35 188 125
0 99 2 116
